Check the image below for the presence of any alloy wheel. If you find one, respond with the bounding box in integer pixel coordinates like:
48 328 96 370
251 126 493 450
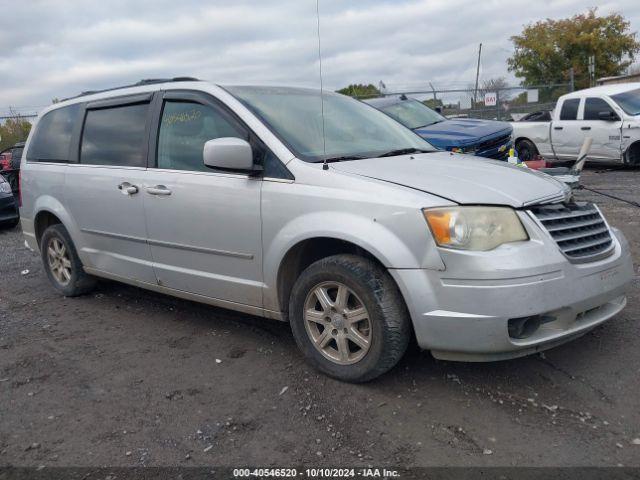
303 281 372 365
47 238 72 286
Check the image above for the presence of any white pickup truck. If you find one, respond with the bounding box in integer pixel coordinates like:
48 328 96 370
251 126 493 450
511 83 640 165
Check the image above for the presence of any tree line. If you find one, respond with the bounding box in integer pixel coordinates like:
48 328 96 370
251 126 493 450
337 8 639 97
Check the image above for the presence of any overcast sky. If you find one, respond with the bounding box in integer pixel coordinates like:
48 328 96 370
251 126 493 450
1 0 639 116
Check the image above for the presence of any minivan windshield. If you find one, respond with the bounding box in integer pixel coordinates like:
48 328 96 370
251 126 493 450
611 88 640 116
378 99 446 129
226 86 435 162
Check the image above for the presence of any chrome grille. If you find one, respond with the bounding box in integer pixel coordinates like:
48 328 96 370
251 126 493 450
478 133 511 151
529 202 614 262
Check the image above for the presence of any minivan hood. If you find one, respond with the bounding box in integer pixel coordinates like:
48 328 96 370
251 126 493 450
330 152 569 208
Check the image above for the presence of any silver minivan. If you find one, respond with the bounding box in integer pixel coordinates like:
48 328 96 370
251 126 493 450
20 78 634 382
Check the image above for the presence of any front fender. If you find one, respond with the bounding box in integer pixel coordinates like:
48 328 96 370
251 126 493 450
262 210 445 311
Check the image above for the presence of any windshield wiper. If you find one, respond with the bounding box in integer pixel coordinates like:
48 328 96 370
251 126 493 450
320 155 367 163
376 148 431 158
416 120 444 128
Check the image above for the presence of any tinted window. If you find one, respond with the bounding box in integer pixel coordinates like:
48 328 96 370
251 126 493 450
584 98 615 120
27 104 80 162
559 99 580 120
80 103 149 167
157 101 245 172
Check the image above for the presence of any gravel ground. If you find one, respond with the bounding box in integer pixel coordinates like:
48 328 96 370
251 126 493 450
0 165 638 468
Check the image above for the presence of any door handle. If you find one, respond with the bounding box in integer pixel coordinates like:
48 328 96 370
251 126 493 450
553 126 563 130
118 182 139 195
581 126 591 131
146 185 172 196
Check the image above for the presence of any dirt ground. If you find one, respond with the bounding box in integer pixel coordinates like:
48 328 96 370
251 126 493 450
0 165 639 468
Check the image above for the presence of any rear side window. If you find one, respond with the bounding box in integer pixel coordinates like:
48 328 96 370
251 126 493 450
559 99 580 120
27 104 80 162
584 98 615 120
80 103 149 167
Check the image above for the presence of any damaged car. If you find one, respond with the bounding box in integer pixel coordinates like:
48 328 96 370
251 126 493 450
19 79 634 382
511 83 640 164
364 95 513 160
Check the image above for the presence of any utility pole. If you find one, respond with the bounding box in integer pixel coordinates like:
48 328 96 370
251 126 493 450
588 55 595 87
569 67 575 91
473 43 482 106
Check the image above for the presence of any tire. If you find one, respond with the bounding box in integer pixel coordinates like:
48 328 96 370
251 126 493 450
40 224 97 296
625 142 640 166
1 218 19 230
516 138 538 162
288 254 410 383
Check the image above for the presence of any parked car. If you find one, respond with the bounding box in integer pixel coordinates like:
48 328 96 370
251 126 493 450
9 142 24 170
0 151 10 171
0 142 25 171
0 174 19 228
0 142 25 194
511 84 640 164
364 95 513 159
20 79 633 382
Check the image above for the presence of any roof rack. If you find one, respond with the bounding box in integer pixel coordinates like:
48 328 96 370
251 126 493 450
63 77 200 101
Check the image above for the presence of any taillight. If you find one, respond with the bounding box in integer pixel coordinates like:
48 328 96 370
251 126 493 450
18 169 22 207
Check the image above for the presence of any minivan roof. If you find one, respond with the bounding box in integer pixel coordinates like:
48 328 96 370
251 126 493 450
62 77 201 101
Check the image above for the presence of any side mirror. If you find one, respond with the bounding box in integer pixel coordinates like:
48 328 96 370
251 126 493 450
203 137 255 172
598 111 619 121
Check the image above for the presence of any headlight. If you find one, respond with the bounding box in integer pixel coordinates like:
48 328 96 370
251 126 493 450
0 181 11 194
450 146 477 155
423 206 528 251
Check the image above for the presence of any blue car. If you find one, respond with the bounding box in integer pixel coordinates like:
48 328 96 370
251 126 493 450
364 95 513 160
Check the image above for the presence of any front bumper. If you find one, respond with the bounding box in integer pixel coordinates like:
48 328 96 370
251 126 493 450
0 194 18 223
390 222 634 361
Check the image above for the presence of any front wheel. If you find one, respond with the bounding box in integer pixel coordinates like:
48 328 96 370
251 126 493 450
288 254 410 382
516 139 538 162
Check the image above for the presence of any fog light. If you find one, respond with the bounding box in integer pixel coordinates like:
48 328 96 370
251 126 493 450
508 315 542 339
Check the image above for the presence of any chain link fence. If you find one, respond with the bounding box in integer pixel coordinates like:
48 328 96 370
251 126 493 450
372 82 573 121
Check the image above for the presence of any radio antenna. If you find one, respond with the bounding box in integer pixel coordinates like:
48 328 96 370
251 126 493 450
315 0 328 170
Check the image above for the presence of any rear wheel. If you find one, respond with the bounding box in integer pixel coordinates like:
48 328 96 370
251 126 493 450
41 224 96 296
516 138 538 162
289 254 410 383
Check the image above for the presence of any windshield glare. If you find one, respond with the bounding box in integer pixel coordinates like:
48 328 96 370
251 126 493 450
226 86 435 162
611 88 640 116
379 99 446 130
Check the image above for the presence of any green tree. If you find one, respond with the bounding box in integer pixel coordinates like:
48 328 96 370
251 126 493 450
336 84 381 99
0 113 32 151
507 8 640 89
423 98 443 109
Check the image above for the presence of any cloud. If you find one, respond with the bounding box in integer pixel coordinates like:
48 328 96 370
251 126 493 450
1 0 638 114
